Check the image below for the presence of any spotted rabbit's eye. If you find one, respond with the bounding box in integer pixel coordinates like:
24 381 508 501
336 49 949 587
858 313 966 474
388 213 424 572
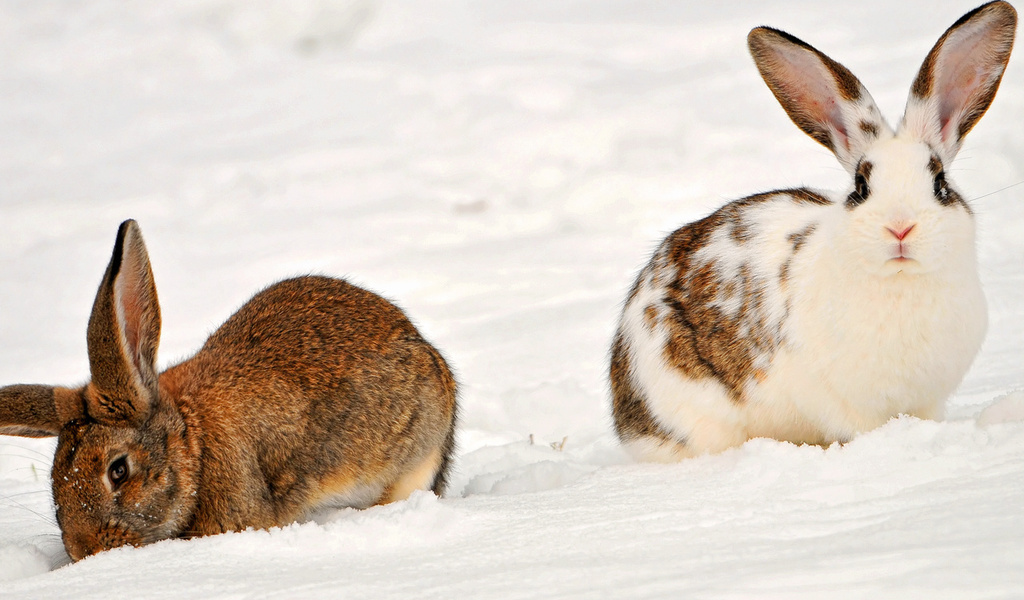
845 161 873 208
934 171 949 202
855 173 870 199
108 456 129 489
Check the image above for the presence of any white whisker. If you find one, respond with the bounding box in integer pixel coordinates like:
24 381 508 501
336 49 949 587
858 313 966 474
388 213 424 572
971 180 1024 202
0 496 58 525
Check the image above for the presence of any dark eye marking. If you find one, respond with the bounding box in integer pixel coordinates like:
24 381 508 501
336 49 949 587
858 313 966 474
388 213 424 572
108 456 129 489
928 155 956 206
845 161 873 209
934 171 950 202
855 173 870 198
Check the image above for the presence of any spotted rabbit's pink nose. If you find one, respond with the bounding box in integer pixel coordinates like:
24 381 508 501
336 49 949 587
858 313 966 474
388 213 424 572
886 224 916 241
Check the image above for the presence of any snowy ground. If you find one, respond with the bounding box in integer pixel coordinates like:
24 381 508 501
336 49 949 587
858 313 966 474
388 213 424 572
2 1 1023 597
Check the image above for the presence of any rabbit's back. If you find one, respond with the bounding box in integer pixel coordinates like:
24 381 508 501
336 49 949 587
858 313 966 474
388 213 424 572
161 276 457 533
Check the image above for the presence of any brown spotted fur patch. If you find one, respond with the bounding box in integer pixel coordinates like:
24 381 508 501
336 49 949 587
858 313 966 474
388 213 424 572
611 189 823 440
612 189 823 421
787 224 817 252
609 332 679 443
779 223 817 287
643 304 659 330
859 120 880 137
787 188 831 205
657 201 786 399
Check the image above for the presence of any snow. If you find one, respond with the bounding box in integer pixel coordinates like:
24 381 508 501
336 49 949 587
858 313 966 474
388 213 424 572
1 0 1023 597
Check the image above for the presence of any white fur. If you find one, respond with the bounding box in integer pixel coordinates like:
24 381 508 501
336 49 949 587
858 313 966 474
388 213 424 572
620 435 691 463
617 133 987 460
754 136 987 443
304 482 387 516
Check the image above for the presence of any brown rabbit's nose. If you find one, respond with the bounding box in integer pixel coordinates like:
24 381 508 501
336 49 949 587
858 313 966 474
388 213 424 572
63 535 89 562
63 532 104 562
886 224 916 241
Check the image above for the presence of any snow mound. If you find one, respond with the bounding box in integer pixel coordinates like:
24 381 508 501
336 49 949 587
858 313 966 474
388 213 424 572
0 544 52 582
976 390 1024 426
456 439 600 496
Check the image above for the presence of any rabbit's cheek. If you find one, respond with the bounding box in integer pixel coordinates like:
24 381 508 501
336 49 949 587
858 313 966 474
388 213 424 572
93 520 142 556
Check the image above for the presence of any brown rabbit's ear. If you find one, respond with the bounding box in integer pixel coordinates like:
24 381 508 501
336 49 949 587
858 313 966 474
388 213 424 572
86 220 162 425
0 385 85 437
902 1 1016 164
748 27 892 173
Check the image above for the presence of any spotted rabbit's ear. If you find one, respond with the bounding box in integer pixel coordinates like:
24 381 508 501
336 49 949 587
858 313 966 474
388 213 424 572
0 384 84 437
85 219 162 427
901 1 1017 165
748 26 892 174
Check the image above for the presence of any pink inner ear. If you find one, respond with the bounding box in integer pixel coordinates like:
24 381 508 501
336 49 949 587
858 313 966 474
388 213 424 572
823 98 849 150
938 65 989 143
118 279 143 369
933 14 1010 143
113 239 154 378
769 43 850 150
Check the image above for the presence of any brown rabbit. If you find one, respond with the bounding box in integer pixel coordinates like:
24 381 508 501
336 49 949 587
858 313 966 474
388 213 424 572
0 220 458 561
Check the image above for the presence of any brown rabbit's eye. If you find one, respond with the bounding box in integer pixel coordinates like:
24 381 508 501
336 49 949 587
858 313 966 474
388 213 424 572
108 456 129 489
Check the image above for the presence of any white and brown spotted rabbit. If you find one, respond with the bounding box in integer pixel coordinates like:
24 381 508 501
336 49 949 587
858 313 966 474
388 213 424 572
0 220 458 560
611 2 1016 461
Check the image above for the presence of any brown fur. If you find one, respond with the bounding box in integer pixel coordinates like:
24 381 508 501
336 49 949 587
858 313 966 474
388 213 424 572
787 224 817 253
0 220 458 560
859 120 880 137
0 385 60 437
609 332 676 442
780 223 817 286
786 188 831 206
